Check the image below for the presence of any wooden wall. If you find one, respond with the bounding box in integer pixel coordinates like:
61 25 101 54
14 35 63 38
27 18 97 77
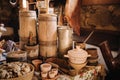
73 28 120 51
80 0 120 50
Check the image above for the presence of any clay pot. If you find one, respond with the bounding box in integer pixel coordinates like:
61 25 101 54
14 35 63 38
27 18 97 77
32 59 42 71
86 48 98 59
40 63 52 72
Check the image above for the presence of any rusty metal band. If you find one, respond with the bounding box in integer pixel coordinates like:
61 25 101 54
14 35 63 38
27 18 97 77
38 17 57 21
39 40 57 46
20 37 36 42
38 18 57 21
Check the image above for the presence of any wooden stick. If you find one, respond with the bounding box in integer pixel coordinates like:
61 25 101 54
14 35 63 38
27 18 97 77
83 30 94 43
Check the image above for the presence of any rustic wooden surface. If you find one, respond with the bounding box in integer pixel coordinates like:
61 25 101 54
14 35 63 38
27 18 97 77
82 0 120 5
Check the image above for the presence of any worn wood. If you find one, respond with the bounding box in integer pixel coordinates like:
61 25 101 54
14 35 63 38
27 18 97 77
38 14 57 57
99 40 120 72
19 11 37 49
99 41 114 71
82 0 120 5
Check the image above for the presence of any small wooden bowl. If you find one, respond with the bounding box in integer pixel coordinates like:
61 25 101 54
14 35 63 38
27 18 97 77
32 59 42 71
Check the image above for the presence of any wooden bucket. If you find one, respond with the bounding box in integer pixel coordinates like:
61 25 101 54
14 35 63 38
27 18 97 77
25 44 39 60
19 11 37 49
38 14 57 57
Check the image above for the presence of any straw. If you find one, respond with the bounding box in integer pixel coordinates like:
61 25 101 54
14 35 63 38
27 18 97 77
83 30 94 43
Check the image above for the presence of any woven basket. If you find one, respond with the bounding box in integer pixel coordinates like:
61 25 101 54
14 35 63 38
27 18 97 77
1 63 34 80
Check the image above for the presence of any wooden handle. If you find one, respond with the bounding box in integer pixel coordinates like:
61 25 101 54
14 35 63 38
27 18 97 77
64 55 69 58
46 0 50 14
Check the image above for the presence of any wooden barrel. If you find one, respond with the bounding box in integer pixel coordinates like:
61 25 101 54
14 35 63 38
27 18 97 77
38 14 57 57
19 11 37 49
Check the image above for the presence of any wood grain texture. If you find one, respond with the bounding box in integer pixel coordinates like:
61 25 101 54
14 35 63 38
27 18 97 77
82 0 120 5
38 14 57 57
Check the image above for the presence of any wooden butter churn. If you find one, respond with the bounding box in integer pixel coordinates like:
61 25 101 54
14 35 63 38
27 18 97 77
19 11 37 49
38 14 57 58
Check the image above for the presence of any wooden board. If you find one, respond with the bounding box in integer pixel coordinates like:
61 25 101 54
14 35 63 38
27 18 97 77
82 0 120 5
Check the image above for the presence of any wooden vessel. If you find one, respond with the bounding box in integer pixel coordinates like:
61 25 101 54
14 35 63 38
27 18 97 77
38 14 57 57
19 11 37 49
6 51 27 62
25 45 39 60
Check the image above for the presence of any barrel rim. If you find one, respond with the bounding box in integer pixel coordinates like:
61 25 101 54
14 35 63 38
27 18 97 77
57 26 73 30
19 10 36 13
38 14 57 17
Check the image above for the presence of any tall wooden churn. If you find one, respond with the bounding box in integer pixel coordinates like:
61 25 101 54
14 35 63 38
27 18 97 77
19 11 37 49
38 14 57 57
